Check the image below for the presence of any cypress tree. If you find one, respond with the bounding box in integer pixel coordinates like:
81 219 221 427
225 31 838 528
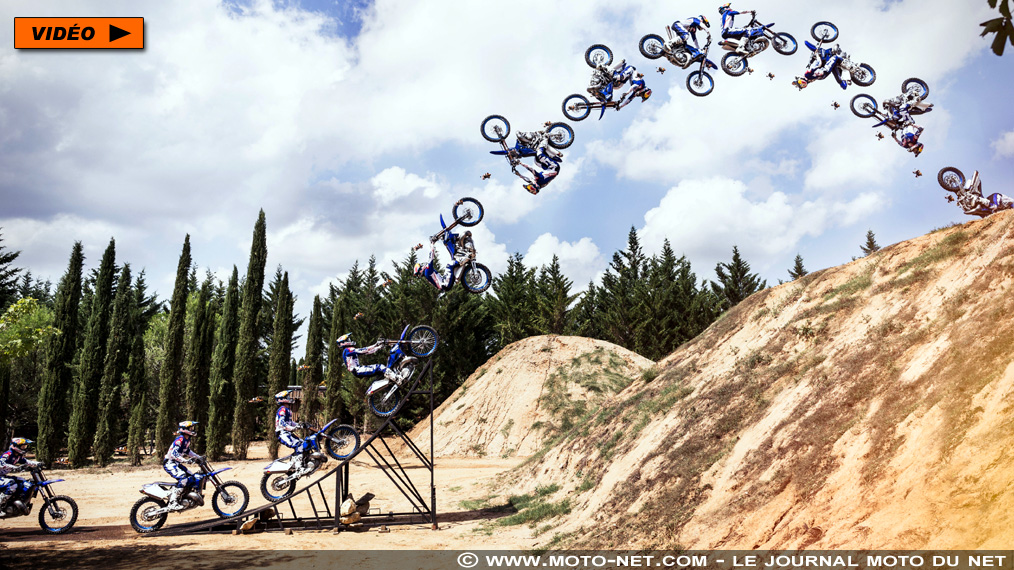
788 254 808 280
68 239 117 467
860 230 881 256
266 272 293 459
124 271 159 465
207 267 240 460
302 295 324 425
36 242 85 465
324 285 348 424
232 211 268 459
93 264 133 466
184 277 215 452
155 235 192 457
710 245 767 310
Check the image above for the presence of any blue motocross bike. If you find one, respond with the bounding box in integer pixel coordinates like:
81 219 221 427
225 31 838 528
129 456 249 533
718 15 797 76
364 324 440 418
563 44 648 121
481 115 574 174
260 420 361 501
639 25 719 96
1 464 78 534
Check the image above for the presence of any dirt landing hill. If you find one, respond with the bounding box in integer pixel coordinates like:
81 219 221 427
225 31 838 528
488 212 1014 550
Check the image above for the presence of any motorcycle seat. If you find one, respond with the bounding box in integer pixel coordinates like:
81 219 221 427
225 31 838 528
722 29 749 38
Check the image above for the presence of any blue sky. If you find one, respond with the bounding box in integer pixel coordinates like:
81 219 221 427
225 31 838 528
1 0 1012 334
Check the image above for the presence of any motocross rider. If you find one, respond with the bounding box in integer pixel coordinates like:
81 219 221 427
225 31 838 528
164 421 202 511
891 125 924 157
515 122 555 157
588 60 632 102
413 241 455 292
718 3 756 37
515 143 563 195
794 42 846 90
275 390 311 468
0 438 38 513
338 334 389 378
672 15 710 59
949 172 1013 217
617 72 651 109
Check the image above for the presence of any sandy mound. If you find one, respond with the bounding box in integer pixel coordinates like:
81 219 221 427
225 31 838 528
411 336 653 458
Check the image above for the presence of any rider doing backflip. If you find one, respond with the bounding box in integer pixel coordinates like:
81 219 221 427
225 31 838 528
617 72 651 109
515 143 562 195
163 421 202 511
672 15 710 58
892 125 925 157
795 42 846 89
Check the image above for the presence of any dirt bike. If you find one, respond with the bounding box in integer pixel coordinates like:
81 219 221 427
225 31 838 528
414 197 491 294
363 324 440 418
563 45 647 120
938 167 1013 218
260 420 360 501
850 78 932 130
795 21 875 90
0 464 78 534
129 457 249 533
638 26 718 97
719 15 797 76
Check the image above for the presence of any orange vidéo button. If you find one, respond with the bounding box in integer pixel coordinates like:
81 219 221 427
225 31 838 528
14 17 144 49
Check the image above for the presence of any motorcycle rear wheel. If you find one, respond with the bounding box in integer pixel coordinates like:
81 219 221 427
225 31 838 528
453 197 484 227
937 167 965 193
850 94 878 118
585 44 613 67
39 496 78 534
546 123 575 149
407 325 439 357
260 473 296 502
686 70 715 97
562 94 592 121
811 21 838 43
773 32 797 55
321 423 360 460
639 34 665 60
480 115 510 143
902 77 929 100
852 64 876 87
462 263 492 293
129 496 168 533
721 53 748 77
212 482 250 518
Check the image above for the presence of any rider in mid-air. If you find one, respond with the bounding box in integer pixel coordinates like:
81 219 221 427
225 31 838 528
794 42 846 90
338 334 389 378
514 142 563 195
891 125 925 157
163 421 202 511
413 241 455 292
718 3 756 37
671 15 710 58
588 60 632 102
617 72 651 109
0 438 38 513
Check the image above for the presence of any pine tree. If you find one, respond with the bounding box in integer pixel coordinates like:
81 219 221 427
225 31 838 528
67 239 117 467
488 253 537 350
302 295 324 424
207 267 240 460
571 281 603 339
599 227 646 351
93 264 133 466
184 277 215 452
788 254 808 280
265 272 293 459
710 245 767 310
155 236 191 457
232 211 268 459
860 230 881 256
534 255 577 335
36 242 85 465
0 229 22 311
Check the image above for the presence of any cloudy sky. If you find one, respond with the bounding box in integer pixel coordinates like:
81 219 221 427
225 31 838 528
2 0 1012 336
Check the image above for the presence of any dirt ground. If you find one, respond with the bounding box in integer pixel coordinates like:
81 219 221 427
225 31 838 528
1 441 540 551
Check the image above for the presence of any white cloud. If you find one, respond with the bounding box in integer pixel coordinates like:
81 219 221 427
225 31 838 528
992 131 1014 159
370 167 442 204
524 233 604 287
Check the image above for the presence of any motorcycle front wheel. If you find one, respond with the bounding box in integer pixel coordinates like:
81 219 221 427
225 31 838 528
902 77 929 100
585 44 613 67
852 64 876 87
721 53 748 77
462 263 492 293
321 423 360 460
562 94 592 122
260 473 296 502
686 70 715 97
129 496 168 533
810 21 838 43
212 482 250 518
39 496 79 534
638 34 665 60
546 122 575 149
407 325 439 357
850 94 878 118
773 32 797 55
453 197 484 227
480 115 510 143
369 384 405 419
937 167 965 193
